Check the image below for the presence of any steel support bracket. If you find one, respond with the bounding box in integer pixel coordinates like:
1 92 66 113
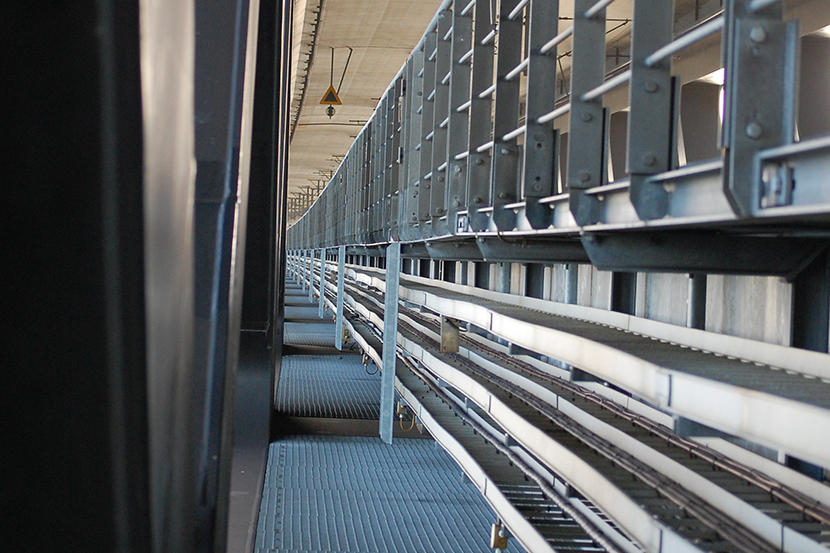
567 0 607 226
723 0 798 217
627 0 675 221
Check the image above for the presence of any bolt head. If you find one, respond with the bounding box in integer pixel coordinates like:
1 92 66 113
750 26 767 44
475 158 484 165
645 80 659 93
452 200 460 207
745 122 763 139
578 171 591 183
643 154 657 167
581 112 593 122
532 183 542 191
500 148 510 156
498 192 507 199
453 165 462 173
473 197 482 204
437 176 444 182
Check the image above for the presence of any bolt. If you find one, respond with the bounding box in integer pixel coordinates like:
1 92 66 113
578 171 591 183
643 154 657 167
532 183 542 191
453 165 462 173
498 192 507 199
453 200 460 207
533 133 545 142
475 158 485 165
745 122 763 139
749 26 767 44
424 184 431 189
500 148 510 156
473 197 482 203
437 176 444 182
645 80 659 93
581 112 593 122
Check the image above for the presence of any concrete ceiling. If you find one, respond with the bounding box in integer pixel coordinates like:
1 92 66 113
288 0 444 221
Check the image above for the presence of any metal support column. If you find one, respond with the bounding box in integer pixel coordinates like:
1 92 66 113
687 273 707 330
302 249 308 290
308 249 314 301
380 242 401 444
336 245 346 351
318 248 326 318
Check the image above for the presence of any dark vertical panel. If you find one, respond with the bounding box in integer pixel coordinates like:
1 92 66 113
687 274 707 330
226 0 288 551
680 82 721 163
442 260 456 283
271 0 293 397
192 2 252 551
3 2 150 550
525 264 546 299
241 0 279 334
792 250 830 353
798 36 830 140
608 111 628 181
474 262 491 289
611 272 636 315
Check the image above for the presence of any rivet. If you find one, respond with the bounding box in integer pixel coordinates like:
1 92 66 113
745 122 763 139
437 176 445 182
643 154 657 167
578 171 591 183
581 112 593 122
645 80 659 93
532 183 542 191
452 200 460 207
533 133 545 142
749 26 767 44
453 165 462 173
500 148 510 155
424 184 431 189
475 158 485 165
473 197 482 203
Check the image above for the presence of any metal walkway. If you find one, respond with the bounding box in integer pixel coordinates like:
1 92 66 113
259 279 520 552
275 355 381 419
256 436 521 553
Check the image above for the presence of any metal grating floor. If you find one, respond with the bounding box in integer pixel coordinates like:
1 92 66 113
276 355 381 419
283 322 337 348
256 436 523 553
285 306 325 320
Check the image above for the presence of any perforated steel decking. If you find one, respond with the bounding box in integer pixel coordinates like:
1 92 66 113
256 436 522 553
276 355 381 420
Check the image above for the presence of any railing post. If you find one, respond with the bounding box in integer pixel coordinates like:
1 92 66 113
490 0 523 231
466 0 495 232
308 250 314 301
523 0 562 229
335 245 346 351
380 241 401 444
318 248 326 318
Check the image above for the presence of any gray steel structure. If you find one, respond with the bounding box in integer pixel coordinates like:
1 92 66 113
286 1 830 551
289 0 830 278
